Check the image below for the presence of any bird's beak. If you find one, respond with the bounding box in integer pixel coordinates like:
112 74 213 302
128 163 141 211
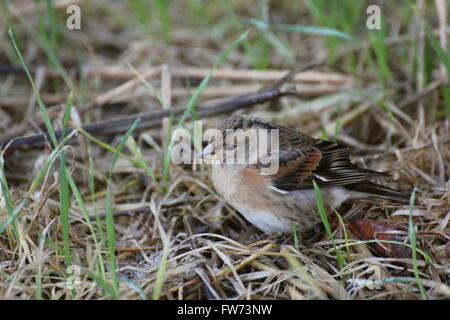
199 144 220 161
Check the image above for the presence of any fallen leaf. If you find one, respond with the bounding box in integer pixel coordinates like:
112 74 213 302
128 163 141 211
349 219 413 259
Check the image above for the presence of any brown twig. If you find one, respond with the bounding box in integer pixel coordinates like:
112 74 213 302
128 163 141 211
2 65 344 141
83 66 350 83
0 67 162 141
0 83 349 108
1 68 313 153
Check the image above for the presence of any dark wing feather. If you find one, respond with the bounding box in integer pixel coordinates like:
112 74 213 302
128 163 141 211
270 128 388 191
309 140 388 185
346 181 410 202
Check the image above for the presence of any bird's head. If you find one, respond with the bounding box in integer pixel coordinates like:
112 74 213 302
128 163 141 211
202 115 280 174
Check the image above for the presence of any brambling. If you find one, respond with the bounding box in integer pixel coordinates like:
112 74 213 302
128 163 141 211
202 115 409 234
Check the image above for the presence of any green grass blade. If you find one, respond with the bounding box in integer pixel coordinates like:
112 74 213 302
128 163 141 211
426 26 450 80
249 19 294 64
105 118 141 298
59 150 71 264
35 219 55 300
59 93 74 265
442 87 450 117
154 0 171 41
274 24 356 41
123 280 147 299
180 30 249 127
0 130 77 234
10 8 79 98
0 152 18 241
292 223 300 251
196 192 217 207
44 0 59 51
128 0 151 28
368 24 393 82
9 28 75 260
126 135 158 184
66 167 108 282
8 27 58 147
313 180 345 269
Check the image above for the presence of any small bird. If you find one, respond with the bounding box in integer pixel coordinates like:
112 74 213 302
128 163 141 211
202 115 409 234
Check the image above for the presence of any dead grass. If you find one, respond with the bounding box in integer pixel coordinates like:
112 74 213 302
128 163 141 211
0 0 449 300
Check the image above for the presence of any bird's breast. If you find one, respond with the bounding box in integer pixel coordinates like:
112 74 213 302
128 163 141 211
211 165 297 233
211 164 266 203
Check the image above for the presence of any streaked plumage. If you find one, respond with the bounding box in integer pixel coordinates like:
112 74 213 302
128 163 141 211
206 115 409 234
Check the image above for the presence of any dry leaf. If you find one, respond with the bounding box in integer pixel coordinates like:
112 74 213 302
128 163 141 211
349 219 413 259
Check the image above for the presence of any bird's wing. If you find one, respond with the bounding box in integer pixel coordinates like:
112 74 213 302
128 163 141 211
265 126 388 191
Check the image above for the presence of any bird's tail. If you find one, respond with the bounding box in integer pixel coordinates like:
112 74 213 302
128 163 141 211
347 182 410 202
